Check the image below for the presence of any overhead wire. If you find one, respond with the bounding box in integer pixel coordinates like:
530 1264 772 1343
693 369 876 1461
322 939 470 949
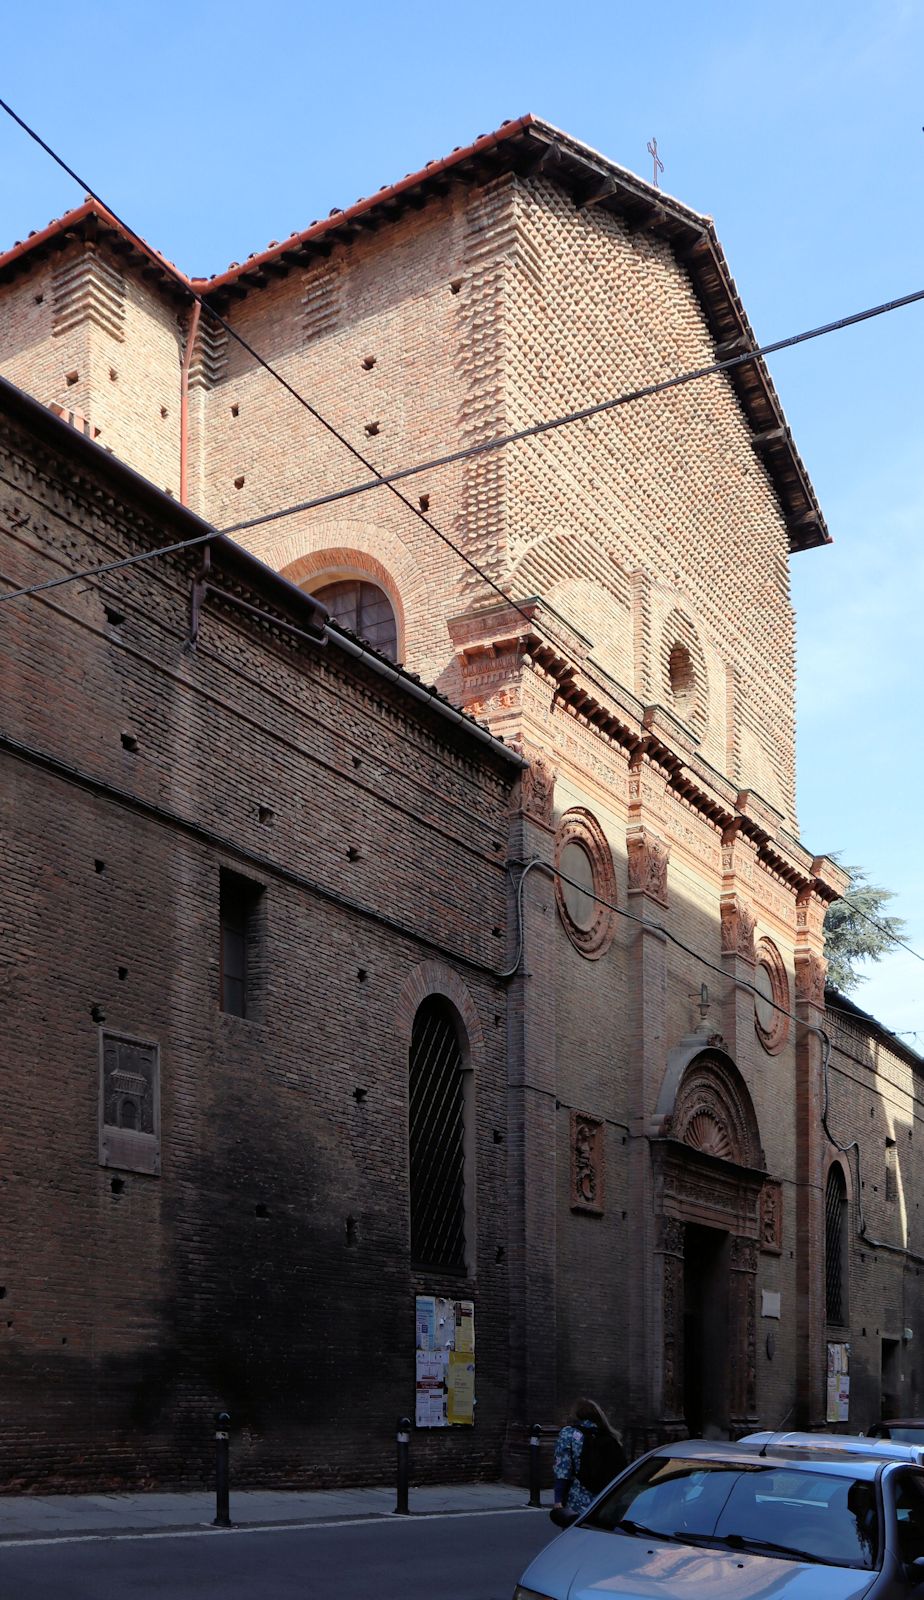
0 521 216 604
5 90 924 670
1 100 920 976
834 895 924 967
218 281 924 539
0 95 559 646
539 856 924 1260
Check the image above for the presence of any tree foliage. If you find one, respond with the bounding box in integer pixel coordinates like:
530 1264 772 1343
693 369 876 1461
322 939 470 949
823 861 907 994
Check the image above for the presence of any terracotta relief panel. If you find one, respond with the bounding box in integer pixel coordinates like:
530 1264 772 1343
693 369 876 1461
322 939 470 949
720 894 757 964
627 828 670 907
515 745 556 826
794 949 827 1007
570 1112 605 1214
760 1179 783 1255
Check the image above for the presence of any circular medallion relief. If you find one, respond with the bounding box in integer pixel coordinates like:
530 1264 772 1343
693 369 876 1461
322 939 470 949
754 938 790 1055
554 809 616 959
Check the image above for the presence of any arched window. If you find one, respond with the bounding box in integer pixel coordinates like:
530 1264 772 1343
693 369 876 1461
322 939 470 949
825 1165 848 1325
409 997 468 1272
312 578 398 661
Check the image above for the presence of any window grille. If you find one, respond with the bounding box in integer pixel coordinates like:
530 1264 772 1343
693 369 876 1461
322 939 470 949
313 579 398 661
409 997 466 1271
886 1140 898 1203
825 1166 847 1324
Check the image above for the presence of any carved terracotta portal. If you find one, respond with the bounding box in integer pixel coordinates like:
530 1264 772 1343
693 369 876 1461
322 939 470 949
653 1048 767 1434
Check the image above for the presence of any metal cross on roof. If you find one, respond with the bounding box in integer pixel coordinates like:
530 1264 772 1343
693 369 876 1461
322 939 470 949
647 137 664 188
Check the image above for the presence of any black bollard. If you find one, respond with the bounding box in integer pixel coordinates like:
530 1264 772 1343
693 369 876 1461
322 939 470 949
395 1415 412 1514
213 1411 231 1527
528 1422 542 1507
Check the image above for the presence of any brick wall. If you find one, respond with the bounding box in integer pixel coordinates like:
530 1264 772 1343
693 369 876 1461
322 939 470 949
4 139 909 1464
0 386 517 1490
823 1007 924 1427
0 246 185 495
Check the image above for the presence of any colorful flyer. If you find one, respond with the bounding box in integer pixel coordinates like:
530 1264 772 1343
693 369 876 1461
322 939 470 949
447 1351 475 1425
415 1295 436 1352
454 1300 475 1354
415 1350 447 1427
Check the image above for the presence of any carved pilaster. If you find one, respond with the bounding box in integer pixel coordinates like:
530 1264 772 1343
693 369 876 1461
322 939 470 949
627 828 670 907
656 1216 685 1420
720 894 757 965
794 949 826 1008
514 745 556 827
729 1234 758 1422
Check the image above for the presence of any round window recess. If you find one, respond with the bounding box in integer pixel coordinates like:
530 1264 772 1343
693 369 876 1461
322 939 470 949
753 939 790 1054
560 841 596 930
554 809 617 959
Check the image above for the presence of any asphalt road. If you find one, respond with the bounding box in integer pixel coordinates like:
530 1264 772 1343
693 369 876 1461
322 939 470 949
0 1506 558 1599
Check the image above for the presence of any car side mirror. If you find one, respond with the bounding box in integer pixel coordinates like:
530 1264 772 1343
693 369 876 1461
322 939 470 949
549 1507 579 1529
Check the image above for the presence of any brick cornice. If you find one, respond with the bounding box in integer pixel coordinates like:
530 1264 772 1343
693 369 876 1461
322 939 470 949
449 595 833 903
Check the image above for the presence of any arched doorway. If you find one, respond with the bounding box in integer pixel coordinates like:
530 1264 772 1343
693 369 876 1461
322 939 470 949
651 1037 768 1438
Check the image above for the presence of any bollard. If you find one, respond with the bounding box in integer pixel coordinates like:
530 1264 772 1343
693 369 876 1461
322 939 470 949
213 1410 231 1527
528 1422 542 1508
395 1415 412 1515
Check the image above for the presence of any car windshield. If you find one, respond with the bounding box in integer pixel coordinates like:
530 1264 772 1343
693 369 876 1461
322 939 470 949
583 1457 879 1570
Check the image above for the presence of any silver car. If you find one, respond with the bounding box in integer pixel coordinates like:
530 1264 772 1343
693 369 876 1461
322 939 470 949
514 1433 924 1599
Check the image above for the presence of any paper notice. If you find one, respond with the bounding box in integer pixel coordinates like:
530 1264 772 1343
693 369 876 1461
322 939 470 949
416 1295 436 1351
447 1351 475 1425
415 1349 447 1427
454 1300 475 1354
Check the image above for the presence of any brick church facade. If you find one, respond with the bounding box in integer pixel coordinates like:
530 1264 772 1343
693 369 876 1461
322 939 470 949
2 115 923 1487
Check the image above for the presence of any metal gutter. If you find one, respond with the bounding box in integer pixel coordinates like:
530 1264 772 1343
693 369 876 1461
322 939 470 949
0 370 522 771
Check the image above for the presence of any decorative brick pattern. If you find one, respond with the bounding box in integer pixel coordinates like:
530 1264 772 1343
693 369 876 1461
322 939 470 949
52 248 125 343
302 261 343 343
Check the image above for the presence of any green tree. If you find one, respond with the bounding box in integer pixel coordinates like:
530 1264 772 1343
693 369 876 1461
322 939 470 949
823 861 907 994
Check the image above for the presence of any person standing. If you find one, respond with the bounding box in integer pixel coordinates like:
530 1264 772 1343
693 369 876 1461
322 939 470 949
553 1397 626 1514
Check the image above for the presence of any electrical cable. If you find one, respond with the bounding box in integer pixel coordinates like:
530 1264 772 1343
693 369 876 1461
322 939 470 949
0 96 559 646
0 522 215 604
517 855 924 1263
834 895 924 967
218 280 924 540
5 92 924 704
6 93 924 958
4 100 921 970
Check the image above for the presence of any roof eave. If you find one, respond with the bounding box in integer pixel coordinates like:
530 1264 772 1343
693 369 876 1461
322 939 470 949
0 115 830 553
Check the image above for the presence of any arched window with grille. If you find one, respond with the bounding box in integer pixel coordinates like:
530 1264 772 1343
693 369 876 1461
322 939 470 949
409 996 470 1273
312 578 398 661
825 1164 848 1326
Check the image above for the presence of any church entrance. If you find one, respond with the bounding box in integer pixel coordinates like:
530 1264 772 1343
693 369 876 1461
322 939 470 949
650 1040 772 1439
683 1224 730 1437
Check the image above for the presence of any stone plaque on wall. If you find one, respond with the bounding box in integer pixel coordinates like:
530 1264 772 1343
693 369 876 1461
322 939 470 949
570 1112 604 1215
99 1032 161 1175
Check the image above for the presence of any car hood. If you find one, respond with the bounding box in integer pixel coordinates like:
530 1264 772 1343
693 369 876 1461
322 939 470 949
521 1528 877 1600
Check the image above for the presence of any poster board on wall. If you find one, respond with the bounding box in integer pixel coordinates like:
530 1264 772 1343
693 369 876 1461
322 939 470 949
415 1296 475 1427
826 1341 850 1423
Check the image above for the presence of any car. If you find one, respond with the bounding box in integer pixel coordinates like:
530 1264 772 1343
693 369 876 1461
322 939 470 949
870 1421 924 1448
513 1433 924 1598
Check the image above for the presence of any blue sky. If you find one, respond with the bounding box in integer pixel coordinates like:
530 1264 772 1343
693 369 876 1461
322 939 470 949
2 0 921 1038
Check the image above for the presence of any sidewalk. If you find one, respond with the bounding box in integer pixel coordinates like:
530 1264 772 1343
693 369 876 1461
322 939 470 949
0 1481 551 1542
